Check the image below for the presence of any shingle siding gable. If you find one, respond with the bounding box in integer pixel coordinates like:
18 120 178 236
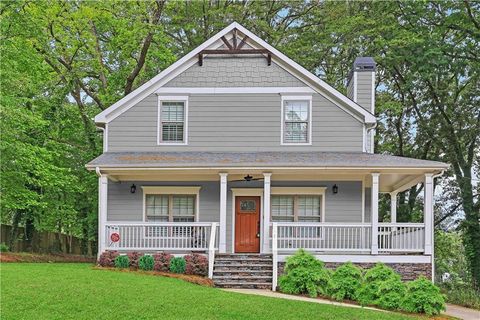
164 57 306 87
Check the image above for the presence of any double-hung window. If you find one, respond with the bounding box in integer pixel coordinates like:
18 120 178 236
271 195 323 222
281 96 312 144
158 96 188 144
270 187 325 222
143 186 200 238
145 194 196 222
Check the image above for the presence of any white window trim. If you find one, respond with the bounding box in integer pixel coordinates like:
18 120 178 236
271 187 326 222
142 186 200 222
157 95 189 145
280 95 313 145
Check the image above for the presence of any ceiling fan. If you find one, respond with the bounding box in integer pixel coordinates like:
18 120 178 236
231 174 264 182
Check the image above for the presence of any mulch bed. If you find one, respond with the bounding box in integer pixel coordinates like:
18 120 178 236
92 266 214 287
0 252 95 263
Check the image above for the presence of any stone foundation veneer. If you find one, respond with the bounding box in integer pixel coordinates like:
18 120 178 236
278 262 432 281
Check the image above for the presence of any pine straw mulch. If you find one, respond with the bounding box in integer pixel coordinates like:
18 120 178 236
0 252 95 263
92 266 214 287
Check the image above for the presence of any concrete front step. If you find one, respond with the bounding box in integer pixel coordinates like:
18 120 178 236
215 257 272 262
214 270 273 276
213 275 272 281
215 282 272 289
213 254 274 289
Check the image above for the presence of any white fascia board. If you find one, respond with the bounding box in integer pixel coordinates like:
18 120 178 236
95 22 376 125
156 87 315 94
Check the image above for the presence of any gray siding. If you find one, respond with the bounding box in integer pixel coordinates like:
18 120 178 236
164 57 305 87
108 93 363 152
356 72 374 112
107 180 363 253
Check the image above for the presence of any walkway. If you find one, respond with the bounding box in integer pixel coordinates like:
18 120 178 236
223 289 480 319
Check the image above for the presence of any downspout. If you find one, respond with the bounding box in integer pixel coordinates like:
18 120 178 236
96 125 107 153
365 123 377 153
430 169 446 283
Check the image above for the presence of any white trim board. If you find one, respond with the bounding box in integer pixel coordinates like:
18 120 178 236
156 87 314 94
277 254 432 264
94 22 376 125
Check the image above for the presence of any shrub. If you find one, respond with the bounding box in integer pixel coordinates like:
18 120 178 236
127 251 143 269
153 252 173 272
0 243 9 252
114 255 130 269
98 251 119 267
278 249 331 298
170 257 186 274
139 255 155 271
185 253 208 276
376 277 406 310
401 276 446 315
329 262 363 301
357 263 401 306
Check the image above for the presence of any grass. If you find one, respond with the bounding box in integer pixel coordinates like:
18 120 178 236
0 263 420 320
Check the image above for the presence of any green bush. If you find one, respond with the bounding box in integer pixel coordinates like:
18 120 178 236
329 262 363 301
357 263 401 306
376 277 406 310
278 249 331 297
169 257 186 274
114 255 130 269
139 255 155 271
0 243 9 252
401 276 446 315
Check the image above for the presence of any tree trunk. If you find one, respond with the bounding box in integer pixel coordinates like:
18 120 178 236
8 212 21 251
24 217 35 252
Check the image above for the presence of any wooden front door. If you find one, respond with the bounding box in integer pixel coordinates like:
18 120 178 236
235 196 261 253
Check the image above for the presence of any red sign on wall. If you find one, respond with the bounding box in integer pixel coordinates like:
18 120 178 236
110 233 120 243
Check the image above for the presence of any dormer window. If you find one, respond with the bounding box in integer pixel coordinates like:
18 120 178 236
157 96 188 145
281 96 312 145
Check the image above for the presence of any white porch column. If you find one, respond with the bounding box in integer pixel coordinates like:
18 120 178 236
390 191 398 223
424 174 434 255
371 173 380 255
97 174 108 258
219 173 228 253
263 173 272 253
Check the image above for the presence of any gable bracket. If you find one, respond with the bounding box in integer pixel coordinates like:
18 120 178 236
198 28 272 66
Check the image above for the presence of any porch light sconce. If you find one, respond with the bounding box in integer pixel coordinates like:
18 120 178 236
332 184 339 194
130 184 137 194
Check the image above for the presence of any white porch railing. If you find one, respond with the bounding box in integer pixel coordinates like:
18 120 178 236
378 223 425 252
273 222 372 252
105 222 219 251
105 222 218 279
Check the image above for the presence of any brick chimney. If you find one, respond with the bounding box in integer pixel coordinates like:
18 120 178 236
347 57 376 113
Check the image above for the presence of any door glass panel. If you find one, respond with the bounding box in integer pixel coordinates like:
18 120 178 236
240 200 256 211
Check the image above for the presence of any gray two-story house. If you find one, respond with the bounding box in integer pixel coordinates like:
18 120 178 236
87 22 448 289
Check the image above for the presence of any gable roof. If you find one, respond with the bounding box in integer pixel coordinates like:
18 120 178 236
94 22 377 124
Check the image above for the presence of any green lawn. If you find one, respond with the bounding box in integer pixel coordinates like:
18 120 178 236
1 263 416 320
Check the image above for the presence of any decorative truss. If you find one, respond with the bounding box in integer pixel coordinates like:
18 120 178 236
198 28 271 66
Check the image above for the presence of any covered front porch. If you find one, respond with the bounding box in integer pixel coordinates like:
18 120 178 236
96 168 437 257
